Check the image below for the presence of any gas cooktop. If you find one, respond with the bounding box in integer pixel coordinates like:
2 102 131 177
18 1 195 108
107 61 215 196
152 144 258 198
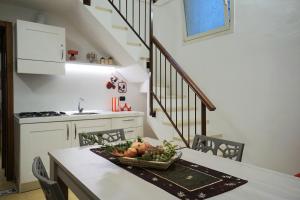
18 111 66 118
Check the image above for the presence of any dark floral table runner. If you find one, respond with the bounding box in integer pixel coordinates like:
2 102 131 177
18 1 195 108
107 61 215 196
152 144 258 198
91 148 247 200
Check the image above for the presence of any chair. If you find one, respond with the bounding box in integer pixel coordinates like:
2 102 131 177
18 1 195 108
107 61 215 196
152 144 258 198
32 157 65 200
295 173 300 178
192 135 245 162
79 129 125 146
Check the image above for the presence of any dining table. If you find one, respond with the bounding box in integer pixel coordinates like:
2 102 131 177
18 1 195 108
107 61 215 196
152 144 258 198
48 137 300 200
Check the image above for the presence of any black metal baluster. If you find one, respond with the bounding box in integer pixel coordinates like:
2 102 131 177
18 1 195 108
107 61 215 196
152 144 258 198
119 0 121 10
170 64 172 119
149 19 156 117
188 86 190 146
160 52 162 103
195 93 197 136
139 0 141 35
145 0 147 42
155 46 157 95
201 102 207 136
165 57 167 109
132 0 135 28
176 72 178 127
181 78 184 137
126 0 128 19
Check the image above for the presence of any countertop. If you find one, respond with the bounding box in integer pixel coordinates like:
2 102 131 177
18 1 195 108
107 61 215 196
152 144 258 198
14 110 144 124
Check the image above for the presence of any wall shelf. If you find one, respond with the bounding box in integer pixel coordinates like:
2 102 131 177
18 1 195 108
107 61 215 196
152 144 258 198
66 61 118 68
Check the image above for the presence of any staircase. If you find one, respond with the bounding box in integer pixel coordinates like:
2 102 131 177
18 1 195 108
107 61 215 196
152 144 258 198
82 0 217 147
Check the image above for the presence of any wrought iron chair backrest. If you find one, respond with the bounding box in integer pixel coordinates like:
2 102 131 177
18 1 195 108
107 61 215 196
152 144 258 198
192 135 245 162
32 157 65 200
79 129 125 146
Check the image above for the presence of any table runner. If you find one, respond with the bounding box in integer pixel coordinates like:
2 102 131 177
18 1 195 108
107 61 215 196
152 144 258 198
91 148 247 200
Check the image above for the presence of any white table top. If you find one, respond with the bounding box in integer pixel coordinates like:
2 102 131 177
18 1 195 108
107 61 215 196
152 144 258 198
49 138 300 200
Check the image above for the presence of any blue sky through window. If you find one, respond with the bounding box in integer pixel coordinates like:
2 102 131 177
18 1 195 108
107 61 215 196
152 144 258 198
184 0 228 37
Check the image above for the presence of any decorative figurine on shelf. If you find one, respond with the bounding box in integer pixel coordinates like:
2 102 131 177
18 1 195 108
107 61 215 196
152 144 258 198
108 57 113 65
120 103 132 111
118 81 127 93
67 50 78 61
100 57 105 64
87 52 97 63
112 97 119 112
106 75 119 89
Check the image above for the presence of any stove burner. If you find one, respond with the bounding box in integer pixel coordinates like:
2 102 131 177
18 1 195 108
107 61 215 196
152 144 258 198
19 111 66 118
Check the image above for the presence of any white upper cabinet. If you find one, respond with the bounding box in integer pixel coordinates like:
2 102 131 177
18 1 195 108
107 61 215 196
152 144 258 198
16 20 66 75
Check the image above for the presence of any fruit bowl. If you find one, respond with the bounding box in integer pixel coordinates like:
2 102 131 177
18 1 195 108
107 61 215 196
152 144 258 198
104 138 182 170
118 151 182 170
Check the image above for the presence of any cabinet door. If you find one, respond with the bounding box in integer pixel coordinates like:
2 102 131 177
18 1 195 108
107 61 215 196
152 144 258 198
124 127 143 140
20 122 71 183
72 119 112 147
17 20 65 63
112 117 143 129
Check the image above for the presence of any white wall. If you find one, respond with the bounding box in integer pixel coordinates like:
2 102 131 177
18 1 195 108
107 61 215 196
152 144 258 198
0 2 155 136
154 0 300 174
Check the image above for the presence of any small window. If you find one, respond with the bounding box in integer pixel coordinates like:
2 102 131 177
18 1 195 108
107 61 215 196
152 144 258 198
183 0 232 41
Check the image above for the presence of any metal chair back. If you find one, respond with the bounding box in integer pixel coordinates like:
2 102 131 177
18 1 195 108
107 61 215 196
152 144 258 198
192 135 245 162
32 157 65 200
79 129 125 146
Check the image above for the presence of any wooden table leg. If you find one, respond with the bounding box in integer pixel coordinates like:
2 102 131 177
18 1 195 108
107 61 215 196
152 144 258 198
50 157 68 199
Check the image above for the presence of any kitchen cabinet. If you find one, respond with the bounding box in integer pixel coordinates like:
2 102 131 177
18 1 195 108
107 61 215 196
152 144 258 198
124 127 143 139
71 116 143 146
112 117 143 129
15 121 72 192
14 113 144 192
16 20 66 75
71 119 112 146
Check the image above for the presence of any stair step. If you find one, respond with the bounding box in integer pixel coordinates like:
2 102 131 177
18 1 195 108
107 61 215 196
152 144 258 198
127 42 142 47
162 119 209 126
112 25 128 31
156 94 187 99
95 6 113 13
140 57 149 61
155 85 170 88
83 0 147 65
155 106 196 112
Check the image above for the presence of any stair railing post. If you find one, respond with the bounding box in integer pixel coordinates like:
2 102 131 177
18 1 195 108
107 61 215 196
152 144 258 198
149 0 155 116
201 102 207 136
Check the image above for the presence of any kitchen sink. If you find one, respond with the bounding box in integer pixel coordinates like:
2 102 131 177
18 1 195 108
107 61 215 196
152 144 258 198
71 112 99 115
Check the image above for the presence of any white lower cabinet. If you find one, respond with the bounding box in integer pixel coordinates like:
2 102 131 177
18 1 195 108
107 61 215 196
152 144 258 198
124 127 143 139
15 115 143 192
17 121 72 192
112 117 143 139
71 119 112 146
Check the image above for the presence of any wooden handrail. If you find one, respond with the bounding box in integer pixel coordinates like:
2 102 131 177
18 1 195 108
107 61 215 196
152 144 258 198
152 36 216 111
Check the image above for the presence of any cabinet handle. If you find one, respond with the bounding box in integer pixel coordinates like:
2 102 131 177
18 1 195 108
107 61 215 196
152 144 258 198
123 119 135 122
126 130 134 133
67 124 69 140
74 124 77 139
61 49 64 60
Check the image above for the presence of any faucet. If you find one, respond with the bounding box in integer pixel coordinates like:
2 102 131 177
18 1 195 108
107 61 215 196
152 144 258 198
78 97 84 113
